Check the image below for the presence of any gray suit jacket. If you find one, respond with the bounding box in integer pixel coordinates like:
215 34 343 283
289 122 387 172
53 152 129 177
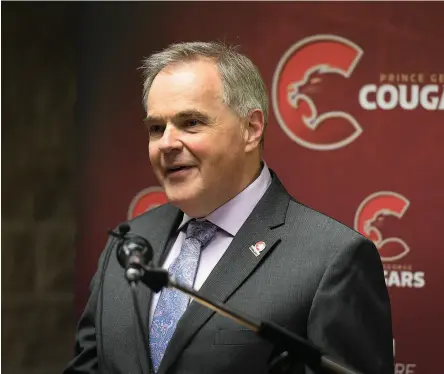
64 171 394 374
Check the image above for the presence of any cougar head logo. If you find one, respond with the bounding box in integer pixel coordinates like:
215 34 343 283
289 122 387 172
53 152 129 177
272 34 364 151
287 65 347 130
355 191 411 262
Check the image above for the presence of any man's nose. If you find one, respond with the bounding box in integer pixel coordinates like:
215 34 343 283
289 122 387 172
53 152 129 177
158 124 182 153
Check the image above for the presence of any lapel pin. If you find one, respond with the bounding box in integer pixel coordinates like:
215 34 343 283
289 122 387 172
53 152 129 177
249 241 266 257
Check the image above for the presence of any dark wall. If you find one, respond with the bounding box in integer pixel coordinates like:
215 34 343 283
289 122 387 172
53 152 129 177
2 3 79 373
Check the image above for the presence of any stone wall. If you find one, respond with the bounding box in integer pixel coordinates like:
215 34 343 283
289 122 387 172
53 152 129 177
2 3 79 374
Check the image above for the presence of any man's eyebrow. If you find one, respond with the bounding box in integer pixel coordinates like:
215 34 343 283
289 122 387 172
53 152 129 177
175 110 210 120
144 110 211 124
143 115 162 124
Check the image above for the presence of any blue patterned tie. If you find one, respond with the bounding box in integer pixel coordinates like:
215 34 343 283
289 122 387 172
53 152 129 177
149 219 217 372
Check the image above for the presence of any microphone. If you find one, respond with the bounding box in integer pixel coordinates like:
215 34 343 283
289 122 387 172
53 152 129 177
114 226 362 374
110 224 154 283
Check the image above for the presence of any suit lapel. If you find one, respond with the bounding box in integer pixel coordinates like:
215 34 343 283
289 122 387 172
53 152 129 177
129 204 183 374
157 175 290 374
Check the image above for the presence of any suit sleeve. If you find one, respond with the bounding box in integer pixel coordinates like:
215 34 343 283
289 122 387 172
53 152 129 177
306 238 394 374
63 237 114 374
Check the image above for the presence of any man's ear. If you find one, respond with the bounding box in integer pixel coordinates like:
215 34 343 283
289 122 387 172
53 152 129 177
244 109 265 152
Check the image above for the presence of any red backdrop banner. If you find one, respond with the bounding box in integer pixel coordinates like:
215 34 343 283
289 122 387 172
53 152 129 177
76 3 444 373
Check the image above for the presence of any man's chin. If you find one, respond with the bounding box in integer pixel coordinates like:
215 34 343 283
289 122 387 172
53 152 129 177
164 189 203 214
164 188 196 207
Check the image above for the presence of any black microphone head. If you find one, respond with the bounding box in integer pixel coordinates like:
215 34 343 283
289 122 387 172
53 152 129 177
116 233 154 270
118 223 131 236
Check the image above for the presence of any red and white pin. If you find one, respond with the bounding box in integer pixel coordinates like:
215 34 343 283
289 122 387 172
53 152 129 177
249 241 266 257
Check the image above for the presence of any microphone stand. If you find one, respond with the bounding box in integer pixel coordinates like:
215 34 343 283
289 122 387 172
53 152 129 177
125 264 362 374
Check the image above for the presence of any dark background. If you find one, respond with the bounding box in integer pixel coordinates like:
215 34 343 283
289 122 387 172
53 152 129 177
2 2 79 373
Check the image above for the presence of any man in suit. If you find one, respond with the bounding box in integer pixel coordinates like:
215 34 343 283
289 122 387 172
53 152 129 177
64 41 394 374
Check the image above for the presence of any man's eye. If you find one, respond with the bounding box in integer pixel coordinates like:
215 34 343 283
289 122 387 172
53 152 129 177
149 125 163 133
186 119 200 127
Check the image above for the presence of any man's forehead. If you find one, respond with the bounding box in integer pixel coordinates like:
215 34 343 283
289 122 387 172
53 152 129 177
152 60 222 91
145 60 225 119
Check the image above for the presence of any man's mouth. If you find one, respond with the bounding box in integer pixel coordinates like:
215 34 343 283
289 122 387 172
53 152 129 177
165 165 195 176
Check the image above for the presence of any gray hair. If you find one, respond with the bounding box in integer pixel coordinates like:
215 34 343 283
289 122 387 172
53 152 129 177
140 41 269 146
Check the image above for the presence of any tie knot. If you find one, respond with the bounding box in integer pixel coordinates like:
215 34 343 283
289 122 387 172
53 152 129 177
186 220 217 248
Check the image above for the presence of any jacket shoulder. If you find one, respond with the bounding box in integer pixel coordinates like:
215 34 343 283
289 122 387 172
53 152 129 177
285 197 372 250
